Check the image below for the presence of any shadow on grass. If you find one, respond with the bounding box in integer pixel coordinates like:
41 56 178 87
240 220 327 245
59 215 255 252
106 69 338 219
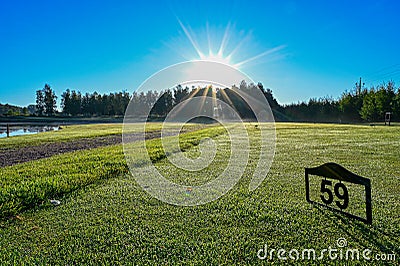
313 205 399 256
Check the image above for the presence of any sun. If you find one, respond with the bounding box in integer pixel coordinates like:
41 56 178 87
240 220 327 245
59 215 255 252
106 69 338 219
199 51 233 66
176 19 286 70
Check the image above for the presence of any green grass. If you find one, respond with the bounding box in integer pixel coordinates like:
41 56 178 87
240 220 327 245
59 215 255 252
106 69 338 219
0 122 207 149
0 123 399 265
0 124 225 218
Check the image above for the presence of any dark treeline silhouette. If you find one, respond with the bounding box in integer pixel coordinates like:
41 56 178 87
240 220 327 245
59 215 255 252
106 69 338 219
61 90 130 116
283 97 341 122
58 81 279 120
146 81 280 120
29 81 400 123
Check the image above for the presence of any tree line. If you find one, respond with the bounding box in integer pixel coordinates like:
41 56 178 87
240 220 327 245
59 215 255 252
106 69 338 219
283 81 400 122
33 81 400 122
60 90 130 116
34 82 279 119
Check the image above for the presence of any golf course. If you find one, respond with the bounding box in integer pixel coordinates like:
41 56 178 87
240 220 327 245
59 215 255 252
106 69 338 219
0 122 398 264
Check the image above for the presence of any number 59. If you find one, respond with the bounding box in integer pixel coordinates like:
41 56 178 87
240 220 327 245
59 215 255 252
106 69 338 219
320 179 349 209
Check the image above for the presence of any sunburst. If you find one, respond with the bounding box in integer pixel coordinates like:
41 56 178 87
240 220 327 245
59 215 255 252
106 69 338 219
177 18 286 69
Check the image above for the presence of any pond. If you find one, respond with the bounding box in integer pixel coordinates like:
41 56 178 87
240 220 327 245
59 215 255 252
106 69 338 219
0 125 60 138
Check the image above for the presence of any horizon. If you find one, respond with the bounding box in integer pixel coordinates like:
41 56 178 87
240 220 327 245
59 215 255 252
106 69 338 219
1 0 400 107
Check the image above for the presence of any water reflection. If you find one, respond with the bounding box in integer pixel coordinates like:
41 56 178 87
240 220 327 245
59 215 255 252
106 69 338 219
0 125 60 138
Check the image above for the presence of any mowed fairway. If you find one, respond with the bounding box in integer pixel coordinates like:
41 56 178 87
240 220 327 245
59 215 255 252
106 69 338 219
0 123 399 265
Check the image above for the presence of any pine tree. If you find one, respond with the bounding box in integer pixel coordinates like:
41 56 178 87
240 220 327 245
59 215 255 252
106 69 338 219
36 89 45 116
43 84 57 116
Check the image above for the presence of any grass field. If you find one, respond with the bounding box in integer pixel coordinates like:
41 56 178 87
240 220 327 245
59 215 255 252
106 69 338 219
0 123 399 265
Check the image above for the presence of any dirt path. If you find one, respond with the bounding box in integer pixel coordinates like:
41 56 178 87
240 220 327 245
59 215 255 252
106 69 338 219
0 132 168 168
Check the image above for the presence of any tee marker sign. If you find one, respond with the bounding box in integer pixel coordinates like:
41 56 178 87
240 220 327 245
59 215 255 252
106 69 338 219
305 163 372 224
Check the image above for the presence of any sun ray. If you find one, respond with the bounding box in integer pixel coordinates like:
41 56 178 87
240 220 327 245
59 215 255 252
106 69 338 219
218 88 240 116
177 18 205 59
206 22 213 56
217 22 231 57
165 85 198 117
169 85 203 119
219 88 234 106
190 86 201 97
211 86 217 108
234 45 286 68
230 85 273 109
198 85 210 113
226 32 251 59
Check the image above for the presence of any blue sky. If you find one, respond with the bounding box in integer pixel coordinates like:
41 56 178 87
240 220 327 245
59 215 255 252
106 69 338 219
1 0 399 107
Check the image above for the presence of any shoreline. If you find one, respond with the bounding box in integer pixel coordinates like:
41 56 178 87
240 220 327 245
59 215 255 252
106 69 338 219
0 116 123 126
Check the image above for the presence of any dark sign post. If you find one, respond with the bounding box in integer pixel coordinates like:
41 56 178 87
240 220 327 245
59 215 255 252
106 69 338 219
305 163 372 224
385 112 391 126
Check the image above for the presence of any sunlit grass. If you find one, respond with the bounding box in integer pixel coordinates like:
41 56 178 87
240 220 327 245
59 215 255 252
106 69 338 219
0 124 222 218
0 123 208 150
0 123 399 264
